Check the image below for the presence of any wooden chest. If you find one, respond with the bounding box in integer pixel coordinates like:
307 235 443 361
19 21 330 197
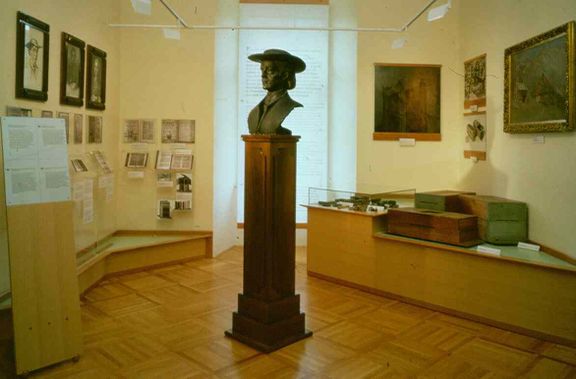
415 190 475 212
458 195 527 245
387 208 480 247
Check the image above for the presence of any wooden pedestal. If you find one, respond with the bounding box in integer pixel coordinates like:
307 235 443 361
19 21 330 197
226 135 311 352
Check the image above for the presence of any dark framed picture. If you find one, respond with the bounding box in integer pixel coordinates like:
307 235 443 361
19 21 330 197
15 11 50 101
464 54 486 111
373 63 441 141
88 115 103 143
60 32 85 106
86 45 107 110
504 21 575 133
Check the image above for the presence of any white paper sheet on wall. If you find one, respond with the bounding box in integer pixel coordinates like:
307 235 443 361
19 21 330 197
1 117 71 206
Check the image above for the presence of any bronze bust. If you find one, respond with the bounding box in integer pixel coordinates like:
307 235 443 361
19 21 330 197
247 49 306 135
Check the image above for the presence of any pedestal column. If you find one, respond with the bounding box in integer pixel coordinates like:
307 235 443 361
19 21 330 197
225 134 311 352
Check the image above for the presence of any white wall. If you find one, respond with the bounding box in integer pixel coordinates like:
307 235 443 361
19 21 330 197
117 1 215 232
457 0 576 257
356 0 462 192
213 0 240 255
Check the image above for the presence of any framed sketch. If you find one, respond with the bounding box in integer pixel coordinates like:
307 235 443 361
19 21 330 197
60 33 85 106
73 114 83 144
125 152 149 168
41 110 53 118
86 45 107 110
57 112 70 144
464 54 486 111
87 115 103 143
123 119 156 143
176 173 192 193
161 119 196 143
374 64 441 141
16 12 49 101
464 112 487 161
504 21 575 133
6 106 32 117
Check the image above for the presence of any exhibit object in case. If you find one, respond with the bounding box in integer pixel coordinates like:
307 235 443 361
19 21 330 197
308 187 415 213
387 207 481 247
415 190 475 212
226 135 311 352
458 195 528 245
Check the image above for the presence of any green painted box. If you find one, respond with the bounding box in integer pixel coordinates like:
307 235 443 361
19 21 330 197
415 190 475 212
458 195 528 245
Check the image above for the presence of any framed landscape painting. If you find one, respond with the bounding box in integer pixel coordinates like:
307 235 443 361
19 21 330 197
504 21 575 133
374 63 441 141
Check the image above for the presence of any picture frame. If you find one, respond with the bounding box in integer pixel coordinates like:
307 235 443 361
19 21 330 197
60 32 85 106
87 115 103 143
57 112 70 144
504 21 575 133
464 54 486 111
16 11 50 101
86 45 107 110
373 63 441 141
73 114 83 144
125 152 149 168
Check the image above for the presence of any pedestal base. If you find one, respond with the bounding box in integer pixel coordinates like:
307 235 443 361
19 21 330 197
225 293 312 353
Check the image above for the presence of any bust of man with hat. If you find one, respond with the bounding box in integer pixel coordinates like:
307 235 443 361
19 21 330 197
247 49 306 135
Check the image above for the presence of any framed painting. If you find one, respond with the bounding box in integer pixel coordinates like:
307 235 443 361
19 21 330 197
464 54 486 112
86 45 107 110
374 64 441 141
60 33 85 106
504 21 575 133
15 12 50 101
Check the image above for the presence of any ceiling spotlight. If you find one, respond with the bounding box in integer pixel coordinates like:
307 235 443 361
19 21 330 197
427 0 451 22
131 0 151 16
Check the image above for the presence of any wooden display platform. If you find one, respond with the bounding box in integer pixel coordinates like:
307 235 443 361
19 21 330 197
77 231 212 294
305 205 576 346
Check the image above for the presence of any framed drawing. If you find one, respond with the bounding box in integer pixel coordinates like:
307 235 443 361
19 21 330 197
86 45 107 110
504 21 575 133
16 12 50 101
57 112 70 144
60 33 85 106
463 112 487 161
464 54 486 112
125 152 149 168
374 64 441 141
87 115 103 143
73 114 83 144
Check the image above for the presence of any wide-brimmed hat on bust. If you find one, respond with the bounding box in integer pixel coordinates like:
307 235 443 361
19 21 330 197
248 49 306 73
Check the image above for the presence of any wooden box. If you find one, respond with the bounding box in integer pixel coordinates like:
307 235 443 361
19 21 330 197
458 195 527 245
387 208 480 247
415 190 475 212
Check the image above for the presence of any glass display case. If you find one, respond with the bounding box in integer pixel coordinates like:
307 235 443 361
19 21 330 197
307 187 415 213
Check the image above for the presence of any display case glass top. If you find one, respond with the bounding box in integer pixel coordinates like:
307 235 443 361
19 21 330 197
307 187 415 214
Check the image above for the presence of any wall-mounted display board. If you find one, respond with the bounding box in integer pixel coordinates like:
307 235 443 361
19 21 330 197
0 117 82 375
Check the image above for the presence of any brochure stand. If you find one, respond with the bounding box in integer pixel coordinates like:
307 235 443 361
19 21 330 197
1 117 82 375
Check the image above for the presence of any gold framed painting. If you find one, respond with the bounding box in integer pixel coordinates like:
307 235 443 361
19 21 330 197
373 63 441 141
504 21 575 133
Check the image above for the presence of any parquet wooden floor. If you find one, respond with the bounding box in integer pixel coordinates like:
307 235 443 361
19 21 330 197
3 246 576 378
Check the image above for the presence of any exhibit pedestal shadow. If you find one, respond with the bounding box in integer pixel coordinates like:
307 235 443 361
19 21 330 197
226 135 312 353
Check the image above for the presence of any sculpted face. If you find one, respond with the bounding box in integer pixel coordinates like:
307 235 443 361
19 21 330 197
260 61 288 92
